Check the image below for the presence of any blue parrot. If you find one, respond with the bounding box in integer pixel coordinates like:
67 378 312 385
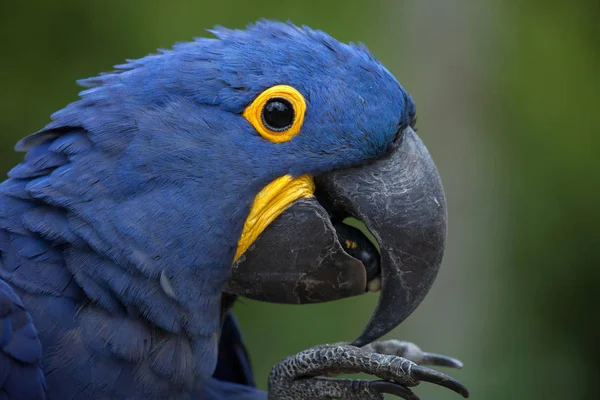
0 21 469 399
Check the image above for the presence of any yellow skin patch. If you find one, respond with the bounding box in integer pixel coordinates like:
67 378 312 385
242 85 306 143
234 174 315 262
235 84 312 262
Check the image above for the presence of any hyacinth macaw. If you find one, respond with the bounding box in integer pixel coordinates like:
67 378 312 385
0 21 469 400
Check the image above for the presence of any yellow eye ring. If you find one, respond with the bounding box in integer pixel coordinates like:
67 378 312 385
242 85 306 143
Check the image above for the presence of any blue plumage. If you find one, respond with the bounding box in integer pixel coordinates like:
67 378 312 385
0 21 415 399
0 280 46 400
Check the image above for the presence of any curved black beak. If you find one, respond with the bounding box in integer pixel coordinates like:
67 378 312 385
317 128 447 346
226 128 447 346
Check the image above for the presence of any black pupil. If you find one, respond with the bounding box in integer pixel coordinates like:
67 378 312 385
262 98 294 131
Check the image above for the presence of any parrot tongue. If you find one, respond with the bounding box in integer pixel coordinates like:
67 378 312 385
226 128 447 346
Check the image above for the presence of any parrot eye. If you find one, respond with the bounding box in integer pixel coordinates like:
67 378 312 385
243 85 306 143
262 98 295 132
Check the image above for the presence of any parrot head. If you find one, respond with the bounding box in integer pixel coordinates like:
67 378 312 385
214 22 447 346
17 21 445 349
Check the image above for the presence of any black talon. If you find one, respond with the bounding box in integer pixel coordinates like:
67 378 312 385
370 381 420 400
421 352 464 369
411 365 470 398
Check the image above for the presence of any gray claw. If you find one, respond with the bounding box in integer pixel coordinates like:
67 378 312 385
411 365 470 398
421 352 464 369
370 381 420 400
362 340 464 369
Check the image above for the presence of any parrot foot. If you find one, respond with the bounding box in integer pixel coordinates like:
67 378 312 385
268 343 468 400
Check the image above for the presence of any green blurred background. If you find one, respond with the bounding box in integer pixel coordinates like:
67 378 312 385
1 1 598 399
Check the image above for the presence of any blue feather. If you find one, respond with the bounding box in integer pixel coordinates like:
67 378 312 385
213 312 256 387
0 279 46 400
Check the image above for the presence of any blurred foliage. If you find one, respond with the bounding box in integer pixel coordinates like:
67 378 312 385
488 1 600 399
0 1 598 399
